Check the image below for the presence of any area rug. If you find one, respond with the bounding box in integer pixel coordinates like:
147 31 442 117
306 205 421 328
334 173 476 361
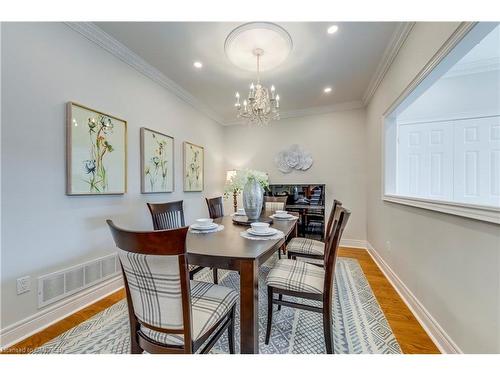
32 256 402 354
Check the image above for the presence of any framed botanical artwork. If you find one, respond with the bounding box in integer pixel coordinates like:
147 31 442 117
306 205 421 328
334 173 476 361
183 141 204 192
66 102 127 195
140 127 174 193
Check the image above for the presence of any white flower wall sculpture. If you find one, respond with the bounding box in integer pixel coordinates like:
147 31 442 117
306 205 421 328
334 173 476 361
274 144 313 173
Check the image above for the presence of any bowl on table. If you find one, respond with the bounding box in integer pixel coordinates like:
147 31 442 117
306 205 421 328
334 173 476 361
195 218 214 227
250 222 270 233
274 210 291 218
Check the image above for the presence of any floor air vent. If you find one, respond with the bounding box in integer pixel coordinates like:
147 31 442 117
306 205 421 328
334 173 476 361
38 253 120 308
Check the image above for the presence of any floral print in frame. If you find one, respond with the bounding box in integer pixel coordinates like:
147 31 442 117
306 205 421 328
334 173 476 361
66 102 127 195
183 141 204 192
141 127 174 193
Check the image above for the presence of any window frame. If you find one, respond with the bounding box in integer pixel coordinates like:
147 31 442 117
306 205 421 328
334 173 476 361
381 22 500 225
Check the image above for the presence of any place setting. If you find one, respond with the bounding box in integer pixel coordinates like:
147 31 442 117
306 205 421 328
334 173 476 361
269 210 298 221
189 218 224 234
240 222 284 241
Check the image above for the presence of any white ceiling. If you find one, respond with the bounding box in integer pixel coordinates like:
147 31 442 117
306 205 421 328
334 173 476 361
94 22 402 124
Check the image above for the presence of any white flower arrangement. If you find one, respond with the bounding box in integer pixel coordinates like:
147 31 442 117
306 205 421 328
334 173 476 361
224 169 269 198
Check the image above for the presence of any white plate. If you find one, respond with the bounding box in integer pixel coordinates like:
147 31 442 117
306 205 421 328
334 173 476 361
247 228 278 237
191 223 218 231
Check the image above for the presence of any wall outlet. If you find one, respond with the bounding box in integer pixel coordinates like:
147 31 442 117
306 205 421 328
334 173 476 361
385 240 392 254
17 276 31 295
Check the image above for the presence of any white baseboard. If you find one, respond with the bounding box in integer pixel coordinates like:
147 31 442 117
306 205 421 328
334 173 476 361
340 239 368 249
365 242 462 354
0 274 124 350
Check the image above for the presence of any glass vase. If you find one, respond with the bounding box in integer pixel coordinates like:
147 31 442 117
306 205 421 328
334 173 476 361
242 178 264 220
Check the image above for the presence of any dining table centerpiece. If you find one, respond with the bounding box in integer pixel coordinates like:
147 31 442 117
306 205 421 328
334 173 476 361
224 169 269 219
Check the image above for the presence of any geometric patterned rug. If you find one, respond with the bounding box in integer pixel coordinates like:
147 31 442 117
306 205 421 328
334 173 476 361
32 256 402 354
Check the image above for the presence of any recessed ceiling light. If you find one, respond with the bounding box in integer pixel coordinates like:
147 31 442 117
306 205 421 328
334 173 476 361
324 87 332 93
327 25 338 34
193 61 203 69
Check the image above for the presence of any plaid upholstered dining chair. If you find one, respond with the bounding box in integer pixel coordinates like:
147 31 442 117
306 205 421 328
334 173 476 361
264 207 351 354
107 220 238 354
147 200 218 283
264 196 288 213
286 199 342 262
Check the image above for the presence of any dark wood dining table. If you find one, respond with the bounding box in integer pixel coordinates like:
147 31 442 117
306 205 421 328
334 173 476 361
286 204 325 236
186 211 298 354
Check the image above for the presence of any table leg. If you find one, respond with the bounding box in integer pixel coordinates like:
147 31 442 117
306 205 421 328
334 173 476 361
239 259 259 354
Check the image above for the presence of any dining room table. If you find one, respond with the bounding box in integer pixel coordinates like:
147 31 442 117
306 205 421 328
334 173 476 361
285 204 325 236
186 210 298 354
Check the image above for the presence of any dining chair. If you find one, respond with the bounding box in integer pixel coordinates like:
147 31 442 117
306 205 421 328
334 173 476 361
286 200 342 262
147 200 185 230
147 201 217 283
205 196 224 219
107 220 237 354
264 196 288 212
264 207 350 354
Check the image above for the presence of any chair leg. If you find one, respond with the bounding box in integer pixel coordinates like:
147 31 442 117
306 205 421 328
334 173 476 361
323 303 334 354
228 306 236 354
130 333 143 354
213 268 218 284
277 293 283 311
265 286 274 345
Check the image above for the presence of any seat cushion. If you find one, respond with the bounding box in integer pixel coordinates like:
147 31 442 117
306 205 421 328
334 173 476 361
287 237 324 257
140 280 238 346
266 259 325 294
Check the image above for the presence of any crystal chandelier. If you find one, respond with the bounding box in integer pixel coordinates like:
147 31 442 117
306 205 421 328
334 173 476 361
234 48 280 126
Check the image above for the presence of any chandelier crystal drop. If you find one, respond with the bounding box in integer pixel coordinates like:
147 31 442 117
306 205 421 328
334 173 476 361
234 48 280 126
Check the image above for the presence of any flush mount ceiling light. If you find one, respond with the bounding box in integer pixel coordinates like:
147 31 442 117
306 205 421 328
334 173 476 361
324 87 332 93
226 22 292 125
193 61 203 69
327 25 339 34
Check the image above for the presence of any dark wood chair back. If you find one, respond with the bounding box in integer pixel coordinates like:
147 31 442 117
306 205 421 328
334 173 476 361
264 196 288 212
106 220 193 353
205 196 224 219
147 200 185 230
324 199 342 242
323 208 351 299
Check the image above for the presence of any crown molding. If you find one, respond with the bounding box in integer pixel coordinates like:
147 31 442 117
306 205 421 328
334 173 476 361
222 100 365 126
64 22 225 125
362 22 415 106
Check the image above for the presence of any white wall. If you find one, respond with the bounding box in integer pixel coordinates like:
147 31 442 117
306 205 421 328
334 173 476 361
223 109 367 243
0 23 225 330
365 22 500 353
398 70 500 122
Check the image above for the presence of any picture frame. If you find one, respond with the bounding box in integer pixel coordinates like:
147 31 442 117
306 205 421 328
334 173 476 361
140 127 174 193
183 141 204 192
66 102 127 195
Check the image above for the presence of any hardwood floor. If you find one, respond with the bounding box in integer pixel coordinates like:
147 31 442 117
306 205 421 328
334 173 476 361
338 248 439 354
2 289 125 354
2 248 439 354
